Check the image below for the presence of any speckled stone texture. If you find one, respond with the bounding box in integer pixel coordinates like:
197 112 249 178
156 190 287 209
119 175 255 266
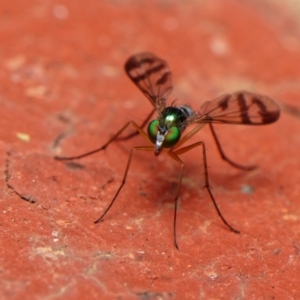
0 0 300 299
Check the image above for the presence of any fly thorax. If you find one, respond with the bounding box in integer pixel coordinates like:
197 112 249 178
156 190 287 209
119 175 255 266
159 107 187 131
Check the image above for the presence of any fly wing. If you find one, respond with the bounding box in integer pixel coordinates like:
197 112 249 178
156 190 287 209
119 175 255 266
192 91 280 125
125 53 172 113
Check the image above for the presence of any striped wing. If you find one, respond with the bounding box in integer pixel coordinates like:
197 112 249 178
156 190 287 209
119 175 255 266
125 53 172 113
193 91 280 125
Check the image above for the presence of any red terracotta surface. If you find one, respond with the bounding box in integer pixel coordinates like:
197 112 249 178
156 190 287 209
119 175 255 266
1 0 300 299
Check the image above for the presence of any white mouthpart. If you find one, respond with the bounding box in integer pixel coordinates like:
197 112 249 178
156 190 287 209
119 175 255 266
154 131 167 156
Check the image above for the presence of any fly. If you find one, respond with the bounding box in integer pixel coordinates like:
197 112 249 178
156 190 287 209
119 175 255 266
55 53 280 249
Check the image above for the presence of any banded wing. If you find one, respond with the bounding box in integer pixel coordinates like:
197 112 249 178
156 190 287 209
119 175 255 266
125 53 172 113
193 91 280 125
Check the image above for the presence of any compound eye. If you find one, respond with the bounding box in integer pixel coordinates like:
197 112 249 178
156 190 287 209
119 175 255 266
147 120 159 144
163 127 181 148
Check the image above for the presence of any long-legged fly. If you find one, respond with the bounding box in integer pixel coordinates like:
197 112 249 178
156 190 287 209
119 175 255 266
55 53 280 249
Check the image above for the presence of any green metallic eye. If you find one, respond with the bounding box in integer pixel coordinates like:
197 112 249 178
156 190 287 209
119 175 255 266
147 120 159 144
163 127 181 148
147 120 181 148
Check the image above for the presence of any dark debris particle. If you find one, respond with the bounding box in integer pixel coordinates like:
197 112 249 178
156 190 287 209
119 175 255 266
136 291 173 300
65 161 85 170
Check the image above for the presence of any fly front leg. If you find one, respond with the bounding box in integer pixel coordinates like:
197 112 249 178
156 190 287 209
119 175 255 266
94 146 154 224
55 121 150 161
116 108 155 141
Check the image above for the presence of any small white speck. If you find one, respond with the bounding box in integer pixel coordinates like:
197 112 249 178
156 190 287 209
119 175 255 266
16 132 30 142
209 36 230 56
53 4 69 20
53 238 59 242
241 184 254 194
52 231 59 237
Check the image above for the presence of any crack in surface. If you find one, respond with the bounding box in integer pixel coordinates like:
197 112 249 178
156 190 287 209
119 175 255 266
5 151 36 203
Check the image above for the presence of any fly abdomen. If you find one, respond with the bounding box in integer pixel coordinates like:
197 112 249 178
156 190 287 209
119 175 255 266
178 105 194 119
